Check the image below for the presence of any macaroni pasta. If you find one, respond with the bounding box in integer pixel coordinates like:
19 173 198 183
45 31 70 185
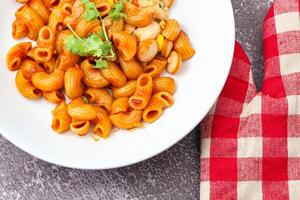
6 0 195 139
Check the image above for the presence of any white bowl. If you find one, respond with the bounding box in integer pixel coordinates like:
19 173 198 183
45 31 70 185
0 0 235 169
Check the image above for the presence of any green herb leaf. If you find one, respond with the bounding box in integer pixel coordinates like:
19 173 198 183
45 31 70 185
68 33 111 57
82 0 100 20
95 58 108 69
65 35 89 57
64 32 115 68
108 1 125 21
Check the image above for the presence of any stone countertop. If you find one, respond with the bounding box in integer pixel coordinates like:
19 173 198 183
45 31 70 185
0 1 272 199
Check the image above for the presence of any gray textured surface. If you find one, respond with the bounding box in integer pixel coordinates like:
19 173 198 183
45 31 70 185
0 1 272 199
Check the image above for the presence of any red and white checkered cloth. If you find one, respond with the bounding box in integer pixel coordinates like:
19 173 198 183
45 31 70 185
200 0 300 199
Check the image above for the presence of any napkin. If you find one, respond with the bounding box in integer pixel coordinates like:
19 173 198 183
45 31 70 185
200 0 300 199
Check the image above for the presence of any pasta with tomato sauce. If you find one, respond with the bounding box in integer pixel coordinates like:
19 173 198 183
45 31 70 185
6 0 195 139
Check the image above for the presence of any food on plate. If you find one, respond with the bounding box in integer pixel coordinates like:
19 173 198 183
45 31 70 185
6 0 195 139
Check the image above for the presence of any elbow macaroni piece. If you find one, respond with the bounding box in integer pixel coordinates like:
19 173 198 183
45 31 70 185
43 57 56 73
112 31 137 61
153 77 176 95
174 31 195 60
142 91 174 123
112 80 137 99
15 5 44 40
118 54 144 80
100 62 127 88
55 51 80 72
15 70 42 100
75 18 101 37
6 42 32 71
92 107 112 138
34 26 55 62
110 19 125 32
85 88 113 112
162 19 180 41
124 23 136 34
37 26 55 51
43 90 65 104
12 20 29 39
109 110 142 129
124 2 152 27
68 97 97 120
32 48 51 63
144 57 167 78
64 0 84 27
129 73 153 110
111 97 130 115
80 59 109 88
51 102 71 133
26 47 37 60
89 25 103 36
48 3 72 34
94 1 111 17
20 59 44 80
32 70 64 92
70 119 90 136
64 66 84 99
28 0 50 23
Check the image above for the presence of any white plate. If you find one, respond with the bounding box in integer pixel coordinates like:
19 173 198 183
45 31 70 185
0 0 235 169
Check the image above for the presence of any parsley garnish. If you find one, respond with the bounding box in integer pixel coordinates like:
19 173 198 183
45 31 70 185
65 34 112 57
108 2 125 21
81 0 100 20
82 0 126 22
65 0 127 68
64 25 116 69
